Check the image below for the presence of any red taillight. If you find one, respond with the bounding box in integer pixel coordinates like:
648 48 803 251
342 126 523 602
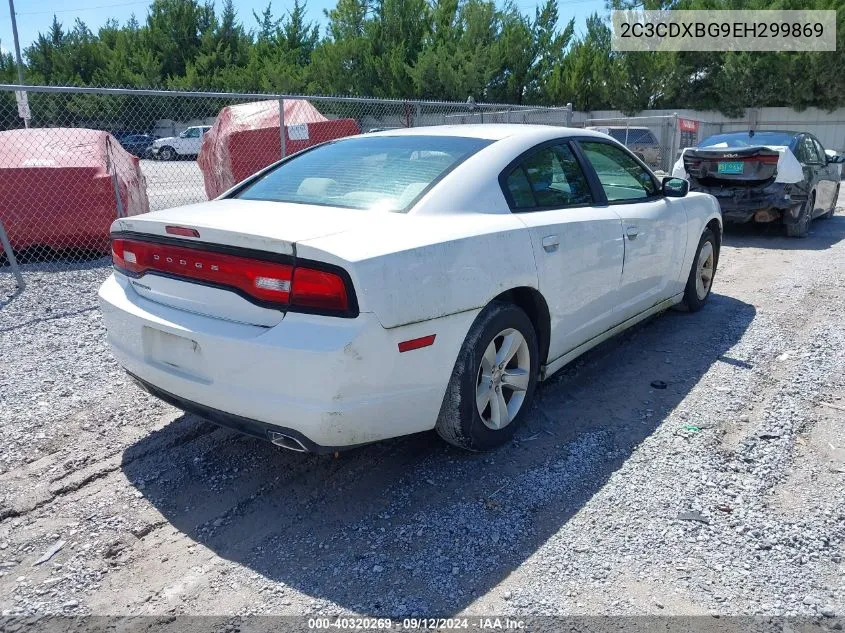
111 237 352 315
291 267 349 312
753 154 780 164
728 155 778 165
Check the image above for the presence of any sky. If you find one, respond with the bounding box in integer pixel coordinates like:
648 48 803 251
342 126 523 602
1 0 606 58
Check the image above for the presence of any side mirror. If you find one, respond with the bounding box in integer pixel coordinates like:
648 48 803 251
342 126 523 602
662 176 689 197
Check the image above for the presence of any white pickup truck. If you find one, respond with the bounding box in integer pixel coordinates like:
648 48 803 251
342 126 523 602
150 126 211 160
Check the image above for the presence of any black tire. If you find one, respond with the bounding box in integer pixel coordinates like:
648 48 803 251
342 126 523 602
682 228 718 312
159 146 175 161
435 301 539 451
820 185 838 219
786 193 813 238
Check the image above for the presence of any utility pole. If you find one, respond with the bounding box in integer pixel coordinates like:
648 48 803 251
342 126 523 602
7 0 30 127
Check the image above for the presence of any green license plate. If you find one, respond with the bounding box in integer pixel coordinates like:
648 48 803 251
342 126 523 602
717 161 744 174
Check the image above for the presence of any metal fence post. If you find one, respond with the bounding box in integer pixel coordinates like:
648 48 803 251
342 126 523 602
670 112 681 173
0 219 25 289
564 103 573 127
107 138 126 218
279 98 286 159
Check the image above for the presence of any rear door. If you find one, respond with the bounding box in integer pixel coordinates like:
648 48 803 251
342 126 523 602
810 136 838 213
576 139 688 322
501 140 625 362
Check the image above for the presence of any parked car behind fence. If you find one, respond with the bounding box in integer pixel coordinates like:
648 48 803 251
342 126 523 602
586 126 663 170
151 126 211 161
0 128 149 261
115 133 159 158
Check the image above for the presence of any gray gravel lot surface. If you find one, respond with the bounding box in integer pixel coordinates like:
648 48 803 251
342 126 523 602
1 203 844 619
141 160 207 212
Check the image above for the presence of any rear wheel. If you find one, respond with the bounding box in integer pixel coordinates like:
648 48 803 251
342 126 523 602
786 193 814 238
435 301 539 451
682 228 717 312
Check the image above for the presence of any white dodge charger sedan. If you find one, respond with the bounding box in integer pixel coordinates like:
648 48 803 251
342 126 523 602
99 125 722 452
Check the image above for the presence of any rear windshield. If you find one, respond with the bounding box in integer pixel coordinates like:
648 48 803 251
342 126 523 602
699 131 796 148
607 129 657 145
234 135 493 212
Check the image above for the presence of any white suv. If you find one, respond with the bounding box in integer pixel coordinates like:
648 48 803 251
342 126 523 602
151 126 211 160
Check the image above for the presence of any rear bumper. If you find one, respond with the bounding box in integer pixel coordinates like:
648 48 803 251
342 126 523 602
99 273 476 450
128 373 342 452
690 181 804 224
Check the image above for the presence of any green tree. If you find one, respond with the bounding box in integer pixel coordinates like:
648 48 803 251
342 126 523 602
6 0 845 127
548 14 612 111
408 0 499 101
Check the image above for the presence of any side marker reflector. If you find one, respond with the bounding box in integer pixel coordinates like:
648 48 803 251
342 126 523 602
398 334 436 353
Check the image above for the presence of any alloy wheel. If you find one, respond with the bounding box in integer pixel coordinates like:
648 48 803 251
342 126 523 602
475 328 532 430
695 240 715 301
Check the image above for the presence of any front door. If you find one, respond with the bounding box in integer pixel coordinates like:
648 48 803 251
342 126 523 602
501 140 625 362
576 139 687 322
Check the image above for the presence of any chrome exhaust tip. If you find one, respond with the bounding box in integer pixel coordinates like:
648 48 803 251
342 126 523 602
267 431 308 453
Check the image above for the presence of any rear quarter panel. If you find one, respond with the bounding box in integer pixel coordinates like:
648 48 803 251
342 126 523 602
297 213 538 329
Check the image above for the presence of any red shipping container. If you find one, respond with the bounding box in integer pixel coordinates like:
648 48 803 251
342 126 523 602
198 100 360 199
0 128 149 256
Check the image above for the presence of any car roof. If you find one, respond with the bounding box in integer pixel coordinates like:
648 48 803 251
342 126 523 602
361 124 609 142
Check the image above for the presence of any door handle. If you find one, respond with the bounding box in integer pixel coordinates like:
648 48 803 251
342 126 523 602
541 235 559 252
626 225 639 239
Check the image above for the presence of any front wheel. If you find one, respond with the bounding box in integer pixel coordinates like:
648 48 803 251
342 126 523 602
682 228 718 312
435 301 539 451
158 146 175 161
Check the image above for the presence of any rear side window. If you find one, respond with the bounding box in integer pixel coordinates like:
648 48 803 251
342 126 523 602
235 135 492 212
579 141 657 202
502 142 593 210
505 168 535 209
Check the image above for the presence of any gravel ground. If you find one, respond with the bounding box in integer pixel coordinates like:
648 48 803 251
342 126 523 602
140 159 207 212
1 201 844 620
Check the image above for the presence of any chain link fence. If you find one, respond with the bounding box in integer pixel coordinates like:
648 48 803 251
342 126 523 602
0 85 580 293
580 115 681 174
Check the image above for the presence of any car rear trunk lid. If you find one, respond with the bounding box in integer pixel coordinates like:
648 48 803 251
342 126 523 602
114 199 365 254
111 199 369 326
683 146 780 186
